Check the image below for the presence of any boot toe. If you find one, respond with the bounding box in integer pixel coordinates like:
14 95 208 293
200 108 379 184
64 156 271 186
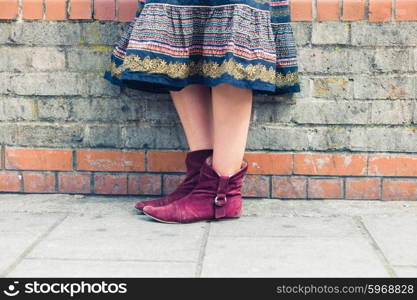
143 205 180 224
134 201 147 211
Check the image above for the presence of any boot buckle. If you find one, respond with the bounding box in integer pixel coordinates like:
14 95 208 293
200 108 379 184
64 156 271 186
214 195 227 206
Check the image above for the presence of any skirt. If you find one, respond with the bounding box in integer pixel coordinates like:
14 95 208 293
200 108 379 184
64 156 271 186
103 0 301 96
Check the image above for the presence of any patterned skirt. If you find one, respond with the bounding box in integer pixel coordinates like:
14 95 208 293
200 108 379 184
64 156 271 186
103 0 301 96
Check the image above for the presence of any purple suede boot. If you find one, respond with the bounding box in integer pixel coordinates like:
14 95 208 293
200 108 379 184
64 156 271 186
135 149 213 211
142 155 248 223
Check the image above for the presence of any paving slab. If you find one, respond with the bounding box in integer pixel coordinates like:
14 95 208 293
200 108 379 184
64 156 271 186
393 266 417 277
0 212 66 276
243 199 417 217
8 259 196 277
0 194 416 277
209 215 361 238
25 214 207 263
202 236 390 277
202 216 390 277
0 193 146 216
360 216 417 266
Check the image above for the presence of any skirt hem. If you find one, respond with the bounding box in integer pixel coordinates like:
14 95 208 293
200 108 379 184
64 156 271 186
103 70 301 96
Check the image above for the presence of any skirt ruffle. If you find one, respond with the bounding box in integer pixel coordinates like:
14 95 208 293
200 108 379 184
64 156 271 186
103 0 301 96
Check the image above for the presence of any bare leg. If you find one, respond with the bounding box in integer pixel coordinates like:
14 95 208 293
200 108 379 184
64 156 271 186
170 84 213 151
211 83 253 176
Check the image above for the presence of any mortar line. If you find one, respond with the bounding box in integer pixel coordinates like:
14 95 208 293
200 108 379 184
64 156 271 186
1 214 68 278
353 215 397 277
195 222 211 277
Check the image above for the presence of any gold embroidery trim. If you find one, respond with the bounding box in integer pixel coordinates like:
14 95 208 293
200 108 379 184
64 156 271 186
110 55 299 87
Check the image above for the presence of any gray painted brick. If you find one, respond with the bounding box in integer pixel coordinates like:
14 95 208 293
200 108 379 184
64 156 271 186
0 73 11 94
11 72 84 96
70 96 146 122
413 48 417 72
144 99 180 123
298 47 352 74
354 75 415 100
0 97 35 121
123 125 187 149
0 47 31 72
0 23 12 44
2 124 84 147
252 102 295 124
291 22 311 46
352 22 417 46
371 100 414 125
349 127 417 152
67 47 112 71
83 125 123 148
31 47 66 71
0 47 65 72
10 23 82 46
312 77 353 99
247 125 351 151
82 73 120 96
413 102 417 124
291 100 370 125
37 98 72 121
351 48 414 73
312 22 349 45
80 22 126 46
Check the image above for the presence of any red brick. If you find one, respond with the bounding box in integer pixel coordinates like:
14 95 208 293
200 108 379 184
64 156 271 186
308 178 343 199
94 174 127 194
369 0 392 22
118 0 138 22
396 0 417 21
343 0 365 21
244 153 292 175
58 172 91 193
70 0 91 19
45 0 66 20
294 153 367 176
346 178 381 200
6 148 72 171
148 151 187 172
272 176 307 199
94 0 115 20
22 0 43 19
317 0 340 21
163 174 185 195
0 171 21 192
77 149 145 172
0 0 18 19
382 179 417 200
291 0 313 21
128 174 161 195
368 154 417 177
241 175 270 197
23 172 56 193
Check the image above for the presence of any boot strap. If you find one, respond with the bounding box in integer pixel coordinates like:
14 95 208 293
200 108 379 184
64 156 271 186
214 176 229 219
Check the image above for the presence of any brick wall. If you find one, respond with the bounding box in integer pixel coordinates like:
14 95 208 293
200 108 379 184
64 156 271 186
0 0 417 200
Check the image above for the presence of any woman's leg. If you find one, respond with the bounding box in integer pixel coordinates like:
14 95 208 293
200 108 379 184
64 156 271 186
211 83 253 176
170 84 213 150
142 82 252 223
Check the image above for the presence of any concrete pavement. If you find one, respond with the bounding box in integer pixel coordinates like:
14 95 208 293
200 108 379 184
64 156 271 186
1 193 416 277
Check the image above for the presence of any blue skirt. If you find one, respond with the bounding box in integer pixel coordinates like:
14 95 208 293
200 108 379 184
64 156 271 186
103 0 301 96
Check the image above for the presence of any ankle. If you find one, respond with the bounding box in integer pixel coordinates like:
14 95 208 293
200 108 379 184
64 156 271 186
212 161 241 177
